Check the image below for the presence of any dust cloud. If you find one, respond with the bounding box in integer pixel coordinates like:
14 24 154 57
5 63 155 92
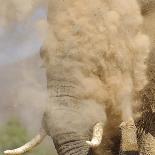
0 0 48 132
42 0 150 135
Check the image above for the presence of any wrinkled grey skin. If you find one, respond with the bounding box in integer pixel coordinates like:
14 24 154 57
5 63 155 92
39 1 155 155
40 57 95 155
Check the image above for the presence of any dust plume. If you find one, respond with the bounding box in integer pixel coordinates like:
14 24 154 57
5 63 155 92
0 0 150 138
42 0 150 133
0 0 153 154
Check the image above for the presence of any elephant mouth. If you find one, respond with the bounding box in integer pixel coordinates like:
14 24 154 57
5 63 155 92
52 132 92 155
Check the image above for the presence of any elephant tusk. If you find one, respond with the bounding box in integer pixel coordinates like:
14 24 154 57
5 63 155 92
4 128 46 155
86 122 103 148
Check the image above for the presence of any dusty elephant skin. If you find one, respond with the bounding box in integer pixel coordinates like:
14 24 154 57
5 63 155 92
52 132 91 155
42 0 148 154
136 0 155 154
3 0 155 155
121 152 139 155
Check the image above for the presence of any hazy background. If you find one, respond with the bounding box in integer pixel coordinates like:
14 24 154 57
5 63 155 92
0 2 57 155
0 1 46 132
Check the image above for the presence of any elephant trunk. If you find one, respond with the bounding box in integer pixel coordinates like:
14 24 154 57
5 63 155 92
52 122 103 155
52 132 92 155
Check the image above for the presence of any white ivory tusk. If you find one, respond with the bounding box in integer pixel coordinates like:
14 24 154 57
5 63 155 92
4 128 46 155
86 122 103 148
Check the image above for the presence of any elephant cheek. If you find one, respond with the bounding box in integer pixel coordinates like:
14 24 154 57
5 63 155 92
52 132 92 155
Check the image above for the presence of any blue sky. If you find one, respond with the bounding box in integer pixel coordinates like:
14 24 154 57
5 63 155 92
0 7 47 65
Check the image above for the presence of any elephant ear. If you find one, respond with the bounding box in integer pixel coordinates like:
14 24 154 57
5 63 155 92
136 83 155 154
137 84 155 137
52 132 93 155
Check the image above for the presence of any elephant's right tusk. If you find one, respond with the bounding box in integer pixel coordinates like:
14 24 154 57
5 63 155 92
4 128 46 155
86 122 103 148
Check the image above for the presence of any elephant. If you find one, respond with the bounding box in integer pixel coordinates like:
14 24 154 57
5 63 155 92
4 0 155 155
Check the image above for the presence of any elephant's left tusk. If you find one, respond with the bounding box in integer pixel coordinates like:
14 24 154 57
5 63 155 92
4 128 46 155
86 122 103 148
